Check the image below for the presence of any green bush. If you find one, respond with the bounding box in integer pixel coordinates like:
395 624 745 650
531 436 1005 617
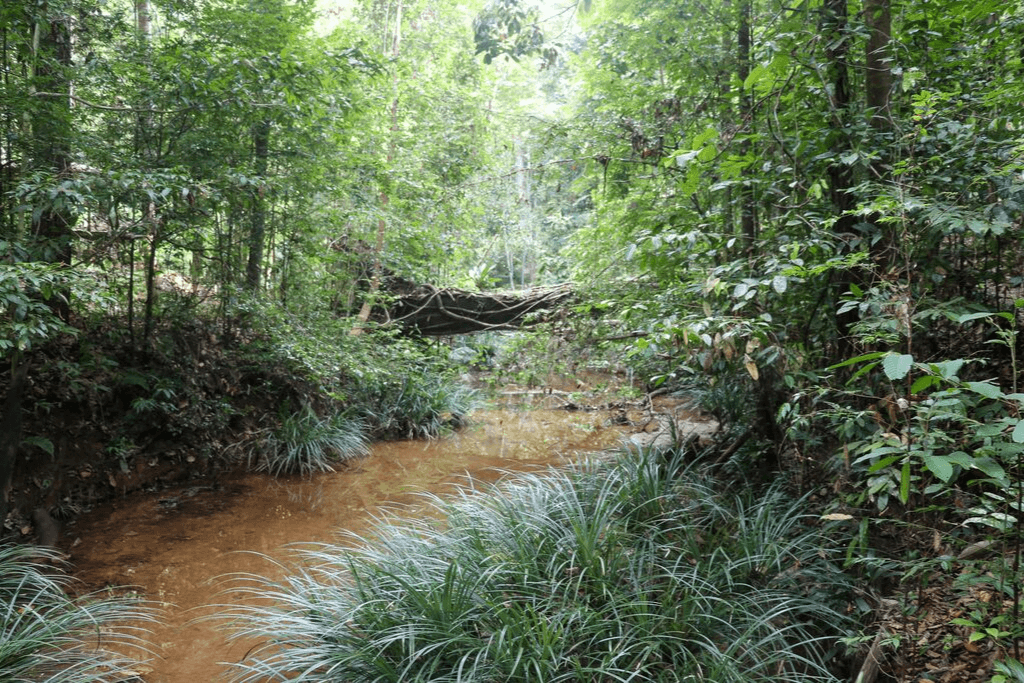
0 544 156 682
238 304 478 441
256 405 369 476
219 450 852 682
346 367 479 439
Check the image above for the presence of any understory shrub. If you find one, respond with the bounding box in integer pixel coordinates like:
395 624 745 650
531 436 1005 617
254 405 370 476
241 304 478 441
0 544 156 682
219 450 853 682
346 367 478 439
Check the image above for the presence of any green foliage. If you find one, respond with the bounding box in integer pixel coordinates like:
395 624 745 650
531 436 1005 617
219 453 852 682
817 310 1024 660
238 301 478 441
256 405 369 477
342 340 480 439
473 0 546 65
0 260 82 358
0 543 157 682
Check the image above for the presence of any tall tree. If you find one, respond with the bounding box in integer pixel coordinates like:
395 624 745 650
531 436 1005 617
863 0 892 272
351 0 403 334
30 1 76 316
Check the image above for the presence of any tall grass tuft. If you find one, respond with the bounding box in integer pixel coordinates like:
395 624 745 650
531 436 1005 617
347 368 479 440
0 543 157 682
219 449 853 682
257 405 369 476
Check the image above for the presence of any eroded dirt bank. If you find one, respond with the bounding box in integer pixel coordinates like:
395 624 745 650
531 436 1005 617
64 398 702 682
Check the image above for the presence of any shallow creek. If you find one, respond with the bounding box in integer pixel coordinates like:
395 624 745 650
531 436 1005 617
64 395 677 682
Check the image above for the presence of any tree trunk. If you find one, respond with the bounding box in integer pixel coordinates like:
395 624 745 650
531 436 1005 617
737 0 756 254
0 354 29 527
246 119 270 292
31 9 76 320
720 0 734 244
823 0 859 358
351 0 403 335
134 0 150 36
128 229 136 348
864 0 892 131
864 0 892 270
143 227 158 344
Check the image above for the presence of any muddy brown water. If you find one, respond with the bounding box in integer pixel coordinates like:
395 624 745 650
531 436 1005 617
64 397 673 682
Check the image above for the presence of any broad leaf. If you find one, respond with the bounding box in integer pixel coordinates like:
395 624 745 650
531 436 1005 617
883 353 914 380
964 381 1002 400
922 454 954 483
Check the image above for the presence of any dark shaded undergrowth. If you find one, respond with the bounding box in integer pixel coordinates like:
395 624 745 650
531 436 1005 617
2 303 476 542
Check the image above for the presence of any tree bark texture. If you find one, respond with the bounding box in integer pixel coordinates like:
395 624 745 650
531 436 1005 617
864 0 893 270
864 0 892 130
246 119 270 292
737 0 756 253
32 10 76 320
823 0 860 358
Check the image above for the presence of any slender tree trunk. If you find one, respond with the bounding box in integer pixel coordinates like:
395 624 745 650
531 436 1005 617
246 119 270 292
127 221 136 349
32 8 76 320
134 0 150 36
143 227 158 344
720 0 734 245
864 0 892 270
737 0 756 255
824 0 859 358
352 0 403 335
865 0 892 131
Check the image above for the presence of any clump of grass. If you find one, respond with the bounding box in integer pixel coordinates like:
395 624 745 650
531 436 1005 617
256 405 369 476
350 368 479 439
0 543 157 682
219 449 853 682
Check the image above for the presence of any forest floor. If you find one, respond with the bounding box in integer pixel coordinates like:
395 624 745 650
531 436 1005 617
1 319 1021 682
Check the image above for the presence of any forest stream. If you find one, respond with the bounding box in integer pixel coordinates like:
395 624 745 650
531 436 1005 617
62 392 710 682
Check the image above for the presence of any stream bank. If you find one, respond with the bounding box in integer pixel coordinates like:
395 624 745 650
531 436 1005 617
63 394 714 682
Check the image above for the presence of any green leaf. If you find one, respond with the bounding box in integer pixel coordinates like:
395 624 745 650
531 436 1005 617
955 311 998 324
883 353 914 380
899 459 911 504
771 275 787 294
827 351 887 371
976 422 1006 437
910 374 940 394
21 435 54 456
743 63 769 90
848 361 880 384
964 381 1002 399
971 457 1006 481
1012 420 1024 444
946 451 974 468
929 359 966 380
865 453 903 471
922 454 954 483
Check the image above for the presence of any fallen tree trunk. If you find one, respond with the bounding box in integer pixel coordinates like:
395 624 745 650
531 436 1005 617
384 283 573 336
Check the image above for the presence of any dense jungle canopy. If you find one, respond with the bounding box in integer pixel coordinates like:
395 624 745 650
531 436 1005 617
2 0 1024 679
